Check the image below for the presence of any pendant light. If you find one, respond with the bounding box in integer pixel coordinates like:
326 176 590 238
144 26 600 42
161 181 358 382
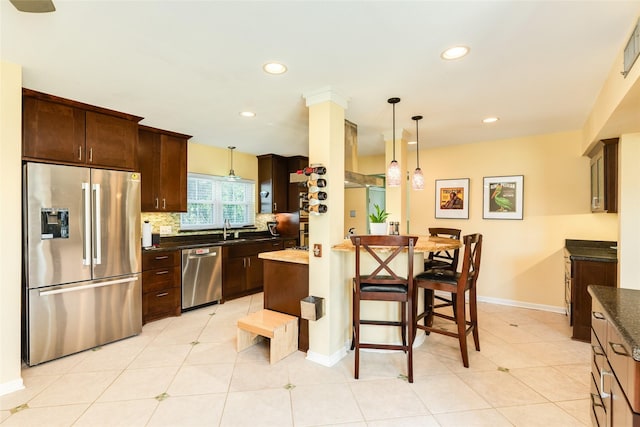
386 97 401 187
411 115 424 190
227 146 240 180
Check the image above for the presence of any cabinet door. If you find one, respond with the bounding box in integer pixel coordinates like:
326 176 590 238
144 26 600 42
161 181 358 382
85 111 138 170
572 260 616 341
245 255 264 292
23 97 85 164
138 129 162 211
159 134 188 212
258 154 289 213
223 256 247 300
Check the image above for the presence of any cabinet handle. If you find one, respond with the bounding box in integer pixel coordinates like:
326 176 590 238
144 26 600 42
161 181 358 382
247 257 251 267
78 146 82 161
243 258 246 268
156 292 169 297
600 369 613 399
593 311 605 320
274 202 277 211
163 198 166 209
89 147 93 163
155 270 169 275
155 198 159 209
609 342 630 357
590 393 605 408
592 344 605 356
154 256 169 260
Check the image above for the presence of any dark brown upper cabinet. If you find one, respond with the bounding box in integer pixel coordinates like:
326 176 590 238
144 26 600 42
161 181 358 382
22 89 142 171
589 138 618 213
137 125 190 212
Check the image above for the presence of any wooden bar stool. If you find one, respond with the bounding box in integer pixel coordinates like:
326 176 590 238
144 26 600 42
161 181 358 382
414 233 482 368
350 235 418 383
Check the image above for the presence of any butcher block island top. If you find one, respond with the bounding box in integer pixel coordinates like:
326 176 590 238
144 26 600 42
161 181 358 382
332 235 462 252
258 249 309 264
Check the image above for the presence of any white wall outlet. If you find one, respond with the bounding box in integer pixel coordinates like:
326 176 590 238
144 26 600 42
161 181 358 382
159 226 172 235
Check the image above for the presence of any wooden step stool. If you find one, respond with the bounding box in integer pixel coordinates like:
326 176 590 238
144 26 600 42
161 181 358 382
237 309 298 364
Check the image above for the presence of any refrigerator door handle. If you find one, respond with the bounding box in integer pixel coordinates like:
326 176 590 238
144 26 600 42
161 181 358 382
82 182 91 266
93 183 102 265
39 276 138 296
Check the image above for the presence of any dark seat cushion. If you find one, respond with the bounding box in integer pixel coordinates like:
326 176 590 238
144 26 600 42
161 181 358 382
423 259 453 270
357 275 408 293
415 269 459 285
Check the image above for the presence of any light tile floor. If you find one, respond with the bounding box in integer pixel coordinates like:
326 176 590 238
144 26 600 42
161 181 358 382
1 294 591 426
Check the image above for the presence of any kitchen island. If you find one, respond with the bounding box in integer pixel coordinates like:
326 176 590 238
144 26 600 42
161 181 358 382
259 249 310 351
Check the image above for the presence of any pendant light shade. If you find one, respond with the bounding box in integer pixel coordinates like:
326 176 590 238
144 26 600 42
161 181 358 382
386 97 401 187
227 146 240 180
411 115 424 190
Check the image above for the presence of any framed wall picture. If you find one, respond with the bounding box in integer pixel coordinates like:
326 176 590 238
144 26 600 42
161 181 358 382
435 178 469 219
483 175 524 220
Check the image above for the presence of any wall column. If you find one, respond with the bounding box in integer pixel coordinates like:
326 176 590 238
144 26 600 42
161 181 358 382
618 132 640 289
303 87 349 365
0 61 24 396
384 129 408 234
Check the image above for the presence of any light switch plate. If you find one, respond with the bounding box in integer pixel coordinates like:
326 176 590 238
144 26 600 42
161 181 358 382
313 244 322 257
159 226 172 235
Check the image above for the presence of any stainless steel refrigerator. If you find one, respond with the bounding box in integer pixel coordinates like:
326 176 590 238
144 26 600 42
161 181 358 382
23 162 142 366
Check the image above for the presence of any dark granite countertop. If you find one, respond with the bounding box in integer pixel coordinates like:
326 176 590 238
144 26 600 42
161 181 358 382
143 232 296 252
565 239 617 262
589 285 640 361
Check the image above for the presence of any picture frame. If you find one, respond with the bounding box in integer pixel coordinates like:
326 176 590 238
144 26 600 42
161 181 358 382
483 175 524 220
435 178 469 219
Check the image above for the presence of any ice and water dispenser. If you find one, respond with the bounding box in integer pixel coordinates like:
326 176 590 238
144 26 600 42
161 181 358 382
40 208 69 239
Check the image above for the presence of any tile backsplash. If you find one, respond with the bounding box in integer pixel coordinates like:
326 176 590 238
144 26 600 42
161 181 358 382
140 212 273 237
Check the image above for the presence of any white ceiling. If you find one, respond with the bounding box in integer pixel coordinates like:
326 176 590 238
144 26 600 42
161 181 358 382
3 0 640 157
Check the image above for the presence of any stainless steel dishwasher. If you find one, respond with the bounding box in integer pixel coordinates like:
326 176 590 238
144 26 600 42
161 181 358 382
181 246 222 310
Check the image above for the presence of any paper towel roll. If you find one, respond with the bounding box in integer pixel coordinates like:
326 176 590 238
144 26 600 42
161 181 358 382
142 221 152 248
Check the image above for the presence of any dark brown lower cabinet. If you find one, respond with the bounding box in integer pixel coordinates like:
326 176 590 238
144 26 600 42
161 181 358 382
569 258 616 342
263 259 309 352
142 250 181 324
222 240 283 302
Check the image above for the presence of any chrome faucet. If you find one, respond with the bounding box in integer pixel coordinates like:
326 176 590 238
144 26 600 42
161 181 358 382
223 219 231 240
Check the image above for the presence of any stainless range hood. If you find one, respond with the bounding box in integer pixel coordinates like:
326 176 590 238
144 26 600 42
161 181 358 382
289 170 383 188
289 120 384 188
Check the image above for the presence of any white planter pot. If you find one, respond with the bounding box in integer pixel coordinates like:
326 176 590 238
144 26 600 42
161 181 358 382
369 222 388 235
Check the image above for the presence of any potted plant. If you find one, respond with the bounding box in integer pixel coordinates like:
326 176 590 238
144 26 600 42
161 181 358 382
369 204 390 235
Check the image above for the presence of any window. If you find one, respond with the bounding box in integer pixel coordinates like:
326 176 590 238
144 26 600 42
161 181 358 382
180 173 255 230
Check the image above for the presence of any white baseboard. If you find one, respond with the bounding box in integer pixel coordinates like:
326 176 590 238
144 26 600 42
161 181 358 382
306 346 347 367
0 378 24 397
476 294 566 314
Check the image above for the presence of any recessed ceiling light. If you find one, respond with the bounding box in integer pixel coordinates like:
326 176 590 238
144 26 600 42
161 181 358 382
239 111 256 118
482 117 499 123
441 46 470 60
263 62 287 75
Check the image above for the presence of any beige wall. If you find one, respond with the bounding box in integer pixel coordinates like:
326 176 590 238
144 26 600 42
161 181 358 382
0 61 24 395
188 141 258 181
361 130 618 310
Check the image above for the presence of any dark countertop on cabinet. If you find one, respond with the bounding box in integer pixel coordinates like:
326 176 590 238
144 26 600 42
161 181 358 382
565 239 617 262
589 285 640 361
143 232 296 252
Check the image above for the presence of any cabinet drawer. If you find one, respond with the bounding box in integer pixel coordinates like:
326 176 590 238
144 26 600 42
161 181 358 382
592 298 607 348
143 266 180 293
590 371 607 427
592 329 607 377
607 321 640 413
143 250 180 270
143 287 181 317
224 240 283 258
